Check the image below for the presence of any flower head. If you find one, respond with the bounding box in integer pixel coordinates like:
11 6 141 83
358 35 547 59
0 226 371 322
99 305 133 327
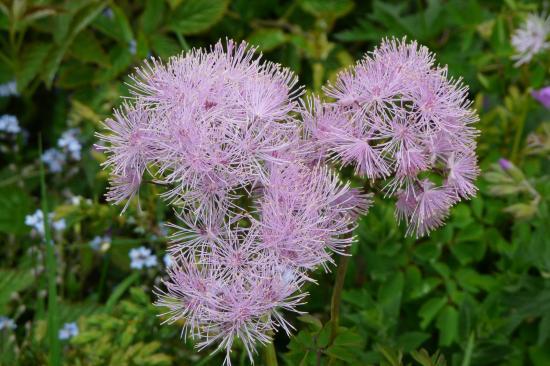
129 246 158 269
307 37 479 236
0 80 17 97
25 209 66 237
0 115 20 134
532 86 550 108
0 316 16 330
58 128 82 160
41 148 66 173
97 40 302 213
511 13 550 66
59 322 79 340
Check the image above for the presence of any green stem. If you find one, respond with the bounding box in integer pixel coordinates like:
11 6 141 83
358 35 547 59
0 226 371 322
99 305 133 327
39 137 61 366
511 108 527 163
264 341 278 366
461 333 475 366
329 251 351 346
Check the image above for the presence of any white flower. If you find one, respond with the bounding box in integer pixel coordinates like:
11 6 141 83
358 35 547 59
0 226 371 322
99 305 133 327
163 253 174 267
58 322 78 340
0 316 16 330
58 128 82 161
41 148 66 173
0 115 20 134
511 13 550 66
129 246 157 269
0 80 18 97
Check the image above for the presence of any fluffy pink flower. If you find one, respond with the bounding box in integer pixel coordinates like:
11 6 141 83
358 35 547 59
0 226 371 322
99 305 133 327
97 40 370 365
306 37 479 236
98 40 302 213
96 104 153 211
257 163 371 271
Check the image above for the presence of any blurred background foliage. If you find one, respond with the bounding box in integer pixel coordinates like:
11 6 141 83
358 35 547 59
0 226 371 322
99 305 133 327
0 0 549 365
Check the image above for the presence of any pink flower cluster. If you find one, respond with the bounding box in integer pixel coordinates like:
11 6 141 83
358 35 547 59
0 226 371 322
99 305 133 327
305 38 479 237
98 38 478 363
97 40 370 364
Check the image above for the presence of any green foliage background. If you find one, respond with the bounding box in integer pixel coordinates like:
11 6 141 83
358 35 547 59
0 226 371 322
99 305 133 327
1 0 549 365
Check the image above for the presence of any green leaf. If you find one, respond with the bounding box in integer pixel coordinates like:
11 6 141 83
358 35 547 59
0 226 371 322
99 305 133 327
0 186 32 235
419 297 447 329
378 272 404 324
70 31 110 66
538 313 550 346
316 321 333 348
150 33 181 59
396 332 431 352
375 344 403 366
436 305 458 346
411 349 447 366
247 28 287 52
105 272 140 312
297 314 323 331
110 4 134 42
15 42 51 91
168 0 228 35
43 1 106 87
57 62 95 88
0 269 33 312
300 0 354 21
141 0 165 33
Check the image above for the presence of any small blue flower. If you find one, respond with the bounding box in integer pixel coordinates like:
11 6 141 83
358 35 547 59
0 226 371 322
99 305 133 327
41 148 66 173
90 235 111 251
58 128 82 161
128 39 137 55
59 322 79 340
0 316 16 330
0 115 20 134
129 246 157 269
25 209 67 237
0 80 18 97
102 7 114 19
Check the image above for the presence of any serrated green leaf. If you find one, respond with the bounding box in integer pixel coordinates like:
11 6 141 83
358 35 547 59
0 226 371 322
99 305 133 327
168 0 228 35
70 31 110 66
141 0 165 33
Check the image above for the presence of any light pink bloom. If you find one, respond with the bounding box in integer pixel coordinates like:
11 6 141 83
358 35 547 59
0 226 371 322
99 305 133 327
306 37 479 236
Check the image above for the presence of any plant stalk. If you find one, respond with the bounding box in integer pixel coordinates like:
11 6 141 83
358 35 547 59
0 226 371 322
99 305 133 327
329 249 351 345
40 137 61 366
264 341 278 366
